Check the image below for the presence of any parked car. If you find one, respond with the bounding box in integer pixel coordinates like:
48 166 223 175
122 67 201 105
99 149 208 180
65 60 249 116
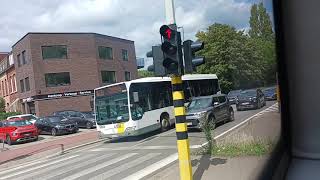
53 110 96 129
186 94 234 130
0 118 39 145
7 114 39 124
263 87 277 101
227 90 242 104
35 116 78 136
236 89 266 111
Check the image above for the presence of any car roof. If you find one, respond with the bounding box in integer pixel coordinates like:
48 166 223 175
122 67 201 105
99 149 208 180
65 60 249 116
191 94 226 100
8 114 34 118
7 117 26 122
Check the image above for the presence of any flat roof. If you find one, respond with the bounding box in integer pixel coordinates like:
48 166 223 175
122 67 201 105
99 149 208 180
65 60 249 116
12 32 134 48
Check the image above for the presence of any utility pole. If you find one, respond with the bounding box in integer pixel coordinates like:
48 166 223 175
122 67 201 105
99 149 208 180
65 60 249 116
164 1 192 180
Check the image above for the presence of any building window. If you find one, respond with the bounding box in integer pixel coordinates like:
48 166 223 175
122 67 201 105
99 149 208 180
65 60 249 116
8 76 12 93
20 79 25 93
122 49 128 61
101 71 116 84
98 46 113 60
22 50 27 64
12 75 16 92
25 77 30 91
125 71 131 81
5 79 8 96
17 54 21 67
42 45 67 59
45 72 71 87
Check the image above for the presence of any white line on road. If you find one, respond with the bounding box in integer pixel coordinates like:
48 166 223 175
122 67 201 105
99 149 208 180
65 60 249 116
122 103 278 180
0 155 79 180
61 153 137 180
90 153 161 180
90 145 178 152
122 153 179 180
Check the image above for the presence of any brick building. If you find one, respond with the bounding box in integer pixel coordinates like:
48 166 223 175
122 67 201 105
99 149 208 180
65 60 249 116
0 52 19 112
12 33 138 116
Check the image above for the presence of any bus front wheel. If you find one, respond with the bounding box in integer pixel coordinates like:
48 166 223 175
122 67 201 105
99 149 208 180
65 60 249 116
160 115 170 132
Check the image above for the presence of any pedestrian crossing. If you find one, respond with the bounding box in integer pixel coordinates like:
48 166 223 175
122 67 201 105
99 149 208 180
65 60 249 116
0 149 174 180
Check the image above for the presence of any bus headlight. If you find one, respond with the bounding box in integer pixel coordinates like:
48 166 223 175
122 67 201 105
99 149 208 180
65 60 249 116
125 126 136 134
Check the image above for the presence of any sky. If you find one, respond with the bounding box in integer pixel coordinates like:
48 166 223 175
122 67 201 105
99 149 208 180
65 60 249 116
0 0 273 67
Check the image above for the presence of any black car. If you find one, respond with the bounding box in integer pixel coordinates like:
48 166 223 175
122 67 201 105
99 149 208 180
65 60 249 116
53 110 96 129
236 89 266 111
227 90 242 104
186 94 234 130
263 87 277 101
35 116 79 136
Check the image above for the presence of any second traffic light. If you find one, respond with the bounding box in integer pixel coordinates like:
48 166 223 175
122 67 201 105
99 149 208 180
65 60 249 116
160 24 182 75
183 40 205 74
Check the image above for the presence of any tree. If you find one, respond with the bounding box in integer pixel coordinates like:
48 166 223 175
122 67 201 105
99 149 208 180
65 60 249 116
249 2 274 41
0 97 5 112
196 23 264 92
138 70 154 78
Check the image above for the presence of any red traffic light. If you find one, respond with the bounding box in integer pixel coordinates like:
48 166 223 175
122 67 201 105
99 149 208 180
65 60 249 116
160 25 175 40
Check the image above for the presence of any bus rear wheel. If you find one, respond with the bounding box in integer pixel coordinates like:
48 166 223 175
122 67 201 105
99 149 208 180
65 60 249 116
160 115 170 132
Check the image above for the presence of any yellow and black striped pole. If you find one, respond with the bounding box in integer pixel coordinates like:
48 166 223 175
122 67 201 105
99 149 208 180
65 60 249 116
171 75 192 180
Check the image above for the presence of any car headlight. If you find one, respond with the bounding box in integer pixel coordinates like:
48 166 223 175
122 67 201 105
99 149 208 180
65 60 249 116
194 111 207 117
12 132 17 136
55 125 64 129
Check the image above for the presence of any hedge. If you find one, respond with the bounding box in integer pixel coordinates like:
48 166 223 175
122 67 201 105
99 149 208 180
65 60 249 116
0 112 21 121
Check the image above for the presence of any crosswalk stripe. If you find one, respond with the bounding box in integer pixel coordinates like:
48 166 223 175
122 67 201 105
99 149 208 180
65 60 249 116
89 153 161 180
90 146 177 152
41 153 116 180
122 153 178 180
0 155 79 180
61 153 137 180
12 154 97 180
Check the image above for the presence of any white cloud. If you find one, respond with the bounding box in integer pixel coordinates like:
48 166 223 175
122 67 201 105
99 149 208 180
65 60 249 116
0 0 260 58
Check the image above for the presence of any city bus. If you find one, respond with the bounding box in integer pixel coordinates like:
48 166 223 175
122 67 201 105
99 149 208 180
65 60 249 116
94 74 220 138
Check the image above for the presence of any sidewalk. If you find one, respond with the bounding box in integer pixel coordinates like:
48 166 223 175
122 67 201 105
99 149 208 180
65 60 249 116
148 110 281 180
0 130 100 166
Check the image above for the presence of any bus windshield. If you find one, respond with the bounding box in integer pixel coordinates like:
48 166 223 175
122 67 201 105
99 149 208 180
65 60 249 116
95 84 129 125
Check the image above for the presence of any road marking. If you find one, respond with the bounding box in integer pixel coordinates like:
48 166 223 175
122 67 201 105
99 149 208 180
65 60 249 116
90 153 161 180
122 153 178 180
130 129 176 148
122 103 278 180
90 145 177 152
13 154 97 180
61 153 137 180
42 153 115 180
0 155 79 180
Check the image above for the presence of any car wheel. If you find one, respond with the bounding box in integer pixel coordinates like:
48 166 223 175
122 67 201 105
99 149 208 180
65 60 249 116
34 136 39 142
86 122 92 129
228 109 235 122
160 115 170 132
6 135 12 146
51 128 57 136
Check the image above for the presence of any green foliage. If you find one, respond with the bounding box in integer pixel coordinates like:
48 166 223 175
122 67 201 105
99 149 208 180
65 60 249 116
0 112 21 121
194 2 276 92
138 70 154 78
249 2 274 41
0 98 5 112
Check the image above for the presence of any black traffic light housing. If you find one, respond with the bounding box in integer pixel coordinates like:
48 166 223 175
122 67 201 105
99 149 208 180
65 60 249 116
183 40 205 74
146 45 166 76
159 24 182 75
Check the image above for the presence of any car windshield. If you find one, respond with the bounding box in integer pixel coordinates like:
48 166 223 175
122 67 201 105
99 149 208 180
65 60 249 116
48 117 65 123
228 90 241 96
7 119 33 127
239 90 257 97
83 113 94 119
188 97 212 110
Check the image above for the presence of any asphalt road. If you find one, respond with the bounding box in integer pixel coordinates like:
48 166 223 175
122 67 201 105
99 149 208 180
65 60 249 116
0 101 277 180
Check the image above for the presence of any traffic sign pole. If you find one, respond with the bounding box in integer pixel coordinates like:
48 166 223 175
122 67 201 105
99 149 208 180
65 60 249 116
171 75 192 180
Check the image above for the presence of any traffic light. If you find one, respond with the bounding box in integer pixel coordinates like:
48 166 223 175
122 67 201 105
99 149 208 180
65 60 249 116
183 40 205 74
146 45 166 76
159 24 182 75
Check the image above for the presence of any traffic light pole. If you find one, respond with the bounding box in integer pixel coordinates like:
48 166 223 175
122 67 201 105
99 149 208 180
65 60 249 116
171 75 192 180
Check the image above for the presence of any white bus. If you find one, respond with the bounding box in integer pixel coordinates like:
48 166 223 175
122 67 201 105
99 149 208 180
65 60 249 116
94 74 220 138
